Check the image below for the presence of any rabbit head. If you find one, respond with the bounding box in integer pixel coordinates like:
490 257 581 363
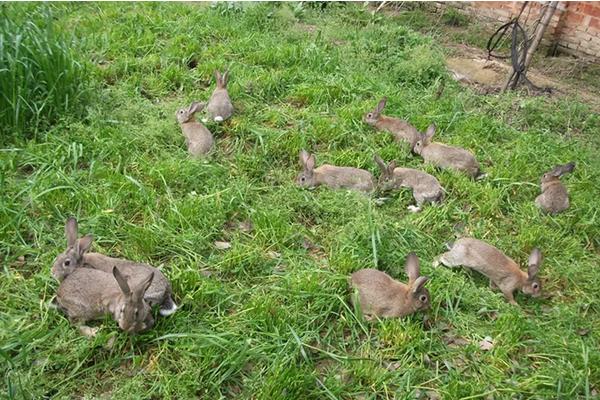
540 162 575 185
215 70 229 89
52 217 93 282
521 248 543 297
296 149 316 188
404 252 430 311
412 124 436 155
112 267 155 334
176 102 205 124
374 154 397 192
363 97 387 126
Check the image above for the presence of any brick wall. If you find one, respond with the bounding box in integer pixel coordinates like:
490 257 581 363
436 1 600 60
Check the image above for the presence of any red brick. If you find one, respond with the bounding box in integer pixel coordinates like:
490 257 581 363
590 17 600 31
565 11 585 24
588 5 600 19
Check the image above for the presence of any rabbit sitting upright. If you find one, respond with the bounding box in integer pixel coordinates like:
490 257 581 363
363 97 421 151
296 150 375 193
434 238 542 305
413 124 484 179
350 253 430 319
52 217 178 316
176 101 214 156
57 266 155 334
207 70 233 123
374 154 443 212
535 162 575 214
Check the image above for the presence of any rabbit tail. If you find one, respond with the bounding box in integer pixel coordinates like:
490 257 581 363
159 295 178 316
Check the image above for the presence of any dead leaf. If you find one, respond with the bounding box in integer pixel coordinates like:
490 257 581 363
577 328 590 336
414 389 442 400
385 361 401 371
267 250 281 259
79 326 99 338
443 332 469 348
105 336 116 349
214 241 232 250
200 269 215 277
479 336 494 351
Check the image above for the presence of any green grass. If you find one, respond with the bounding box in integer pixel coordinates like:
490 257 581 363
1 3 599 399
0 5 90 143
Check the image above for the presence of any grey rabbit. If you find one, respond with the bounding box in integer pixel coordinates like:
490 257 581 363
434 238 542 305
535 162 575 214
413 124 484 179
363 97 421 150
52 217 178 316
296 149 375 193
350 252 430 318
207 70 233 122
176 101 214 156
374 154 444 212
57 266 155 334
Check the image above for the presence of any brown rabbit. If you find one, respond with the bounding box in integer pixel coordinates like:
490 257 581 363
176 101 214 156
413 124 483 178
535 162 575 215
52 218 178 316
350 253 430 318
363 97 421 150
434 238 542 305
207 70 233 122
296 150 375 193
374 154 444 212
57 266 155 334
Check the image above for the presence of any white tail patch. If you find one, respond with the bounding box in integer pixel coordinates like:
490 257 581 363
214 116 224 122
476 173 488 181
159 302 178 316
407 205 422 213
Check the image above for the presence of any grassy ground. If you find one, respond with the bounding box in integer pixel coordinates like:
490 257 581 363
1 3 599 399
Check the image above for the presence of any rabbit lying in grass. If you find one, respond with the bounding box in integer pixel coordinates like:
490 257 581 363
52 218 178 316
374 154 443 212
57 266 155 334
434 238 542 305
350 253 430 318
176 101 214 156
413 124 484 179
207 70 233 123
535 162 575 215
296 150 374 193
363 97 421 150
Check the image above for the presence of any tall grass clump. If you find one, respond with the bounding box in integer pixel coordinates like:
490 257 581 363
0 8 89 143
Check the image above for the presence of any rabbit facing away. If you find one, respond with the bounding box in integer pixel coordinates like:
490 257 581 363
374 154 443 212
296 150 375 193
363 97 421 150
57 266 155 334
52 218 178 316
176 102 214 156
535 162 575 215
207 70 233 123
413 124 484 179
350 253 430 319
433 238 542 305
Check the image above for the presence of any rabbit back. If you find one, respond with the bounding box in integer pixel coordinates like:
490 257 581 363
181 122 214 156
422 143 480 177
315 165 375 193
376 117 421 148
207 89 233 122
57 268 119 322
83 253 172 308
351 269 409 317
536 182 569 214
393 168 443 203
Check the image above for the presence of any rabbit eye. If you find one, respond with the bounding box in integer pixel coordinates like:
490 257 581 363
532 283 539 289
301 176 306 182
63 259 70 266
367 113 372 118
420 295 427 302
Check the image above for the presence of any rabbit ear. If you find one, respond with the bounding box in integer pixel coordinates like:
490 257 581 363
551 162 575 177
77 235 94 256
527 248 542 278
299 149 310 166
112 267 131 296
65 217 78 248
405 252 420 284
215 70 222 86
376 97 387 114
306 154 316 172
222 70 229 87
411 276 429 294
388 160 397 174
188 102 205 114
374 154 387 172
134 272 154 297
